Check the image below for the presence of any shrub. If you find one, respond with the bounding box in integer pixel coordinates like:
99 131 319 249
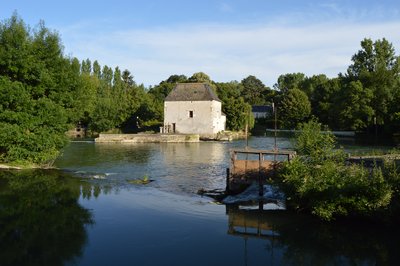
278 120 394 221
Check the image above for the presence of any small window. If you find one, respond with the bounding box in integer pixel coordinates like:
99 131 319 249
189 111 193 118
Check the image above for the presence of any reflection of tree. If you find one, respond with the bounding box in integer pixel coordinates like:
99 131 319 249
56 143 153 168
226 205 400 265
0 170 94 266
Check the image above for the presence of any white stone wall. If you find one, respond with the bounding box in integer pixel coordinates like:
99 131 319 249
164 100 226 135
253 112 267 119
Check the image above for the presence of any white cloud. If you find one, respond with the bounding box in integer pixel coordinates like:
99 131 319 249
60 20 400 87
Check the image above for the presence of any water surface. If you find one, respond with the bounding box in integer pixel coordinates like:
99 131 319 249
1 137 398 265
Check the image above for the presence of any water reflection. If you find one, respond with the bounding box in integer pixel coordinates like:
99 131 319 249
57 142 154 167
226 204 400 265
0 170 94 266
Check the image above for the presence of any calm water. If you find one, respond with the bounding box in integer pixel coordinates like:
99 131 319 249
1 137 399 266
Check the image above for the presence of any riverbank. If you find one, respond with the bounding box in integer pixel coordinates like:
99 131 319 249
94 131 248 143
95 133 200 143
0 163 56 170
0 164 22 170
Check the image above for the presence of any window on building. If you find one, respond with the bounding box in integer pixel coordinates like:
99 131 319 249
189 111 193 118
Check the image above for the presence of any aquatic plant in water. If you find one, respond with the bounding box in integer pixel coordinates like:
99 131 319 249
127 174 152 185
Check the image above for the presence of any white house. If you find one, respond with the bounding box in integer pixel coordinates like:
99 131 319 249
163 83 226 137
252 105 273 119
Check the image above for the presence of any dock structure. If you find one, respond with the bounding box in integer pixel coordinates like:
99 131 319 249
227 148 296 195
95 133 199 143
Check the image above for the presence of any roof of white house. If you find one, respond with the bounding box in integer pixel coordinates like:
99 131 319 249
165 83 221 102
252 105 273 113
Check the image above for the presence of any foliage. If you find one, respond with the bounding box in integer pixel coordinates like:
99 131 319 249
346 38 400 130
274 73 306 94
0 14 70 165
187 72 211 83
335 80 375 130
294 119 342 163
2 12 400 166
240 75 273 105
278 120 396 221
220 96 254 131
279 88 311 129
215 81 242 100
309 77 340 128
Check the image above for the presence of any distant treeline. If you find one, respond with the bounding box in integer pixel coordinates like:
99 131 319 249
0 13 399 164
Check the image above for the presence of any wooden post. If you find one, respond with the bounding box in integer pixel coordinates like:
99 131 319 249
258 152 263 197
226 168 230 193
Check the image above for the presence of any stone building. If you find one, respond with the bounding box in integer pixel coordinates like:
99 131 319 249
163 83 226 137
252 105 273 119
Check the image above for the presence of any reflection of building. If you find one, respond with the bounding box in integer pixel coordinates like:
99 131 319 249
163 83 226 138
252 105 273 119
160 142 225 165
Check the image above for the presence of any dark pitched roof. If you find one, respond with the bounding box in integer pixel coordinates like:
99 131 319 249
165 83 221 102
252 105 273 113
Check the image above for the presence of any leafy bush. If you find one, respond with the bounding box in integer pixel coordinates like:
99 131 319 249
278 120 395 221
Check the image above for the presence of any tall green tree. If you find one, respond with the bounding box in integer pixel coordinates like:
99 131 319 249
308 76 340 128
335 81 374 130
81 58 91 74
187 72 211 83
0 14 71 165
215 81 242 101
279 88 311 129
346 38 400 130
92 60 101 79
240 75 273 105
222 97 254 131
274 73 306 94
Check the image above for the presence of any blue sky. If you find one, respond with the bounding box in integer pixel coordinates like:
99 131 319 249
1 0 400 87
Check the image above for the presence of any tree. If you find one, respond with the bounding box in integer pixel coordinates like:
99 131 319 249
101 65 113 86
346 38 400 130
188 72 211 83
0 13 31 84
335 81 374 130
308 76 340 128
215 81 242 102
166 74 187 83
92 60 101 79
222 97 254 131
279 89 311 129
0 14 71 165
240 75 273 105
122 69 135 86
274 73 306 94
81 58 91 74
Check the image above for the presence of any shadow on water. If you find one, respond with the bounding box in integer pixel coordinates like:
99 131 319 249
226 203 400 265
0 170 95 266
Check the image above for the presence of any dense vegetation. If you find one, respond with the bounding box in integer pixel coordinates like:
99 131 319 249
277 120 400 221
0 14 148 165
1 13 399 165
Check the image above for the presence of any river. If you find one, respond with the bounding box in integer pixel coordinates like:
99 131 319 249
0 136 399 265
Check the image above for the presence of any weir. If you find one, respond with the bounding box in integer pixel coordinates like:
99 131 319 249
226 148 296 195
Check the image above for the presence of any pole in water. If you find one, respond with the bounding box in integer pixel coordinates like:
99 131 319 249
273 102 277 151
